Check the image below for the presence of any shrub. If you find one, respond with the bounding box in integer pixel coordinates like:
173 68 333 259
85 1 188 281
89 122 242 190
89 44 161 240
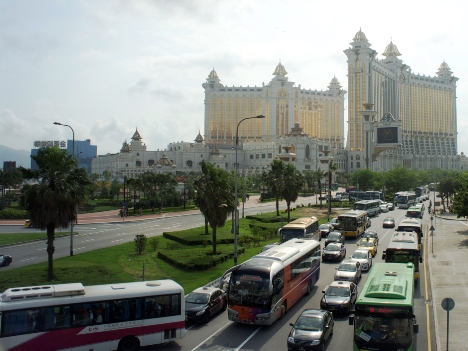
0 208 29 219
134 234 147 254
149 237 160 251
166 242 181 250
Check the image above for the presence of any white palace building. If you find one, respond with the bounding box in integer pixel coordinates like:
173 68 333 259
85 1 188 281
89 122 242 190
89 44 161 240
91 30 468 178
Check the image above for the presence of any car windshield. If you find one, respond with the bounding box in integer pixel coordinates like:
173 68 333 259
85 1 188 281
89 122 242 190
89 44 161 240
328 233 340 239
319 225 330 230
331 219 338 224
384 218 394 222
360 241 373 247
338 263 356 272
352 251 368 259
326 244 341 251
294 316 323 331
326 286 350 297
185 292 209 304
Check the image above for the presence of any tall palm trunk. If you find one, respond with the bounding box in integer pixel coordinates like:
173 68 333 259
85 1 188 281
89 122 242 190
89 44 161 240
276 195 280 216
286 201 291 222
46 224 56 281
212 226 217 254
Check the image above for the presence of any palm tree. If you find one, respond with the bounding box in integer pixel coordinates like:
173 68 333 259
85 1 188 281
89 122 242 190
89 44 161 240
326 160 338 220
315 168 326 208
282 164 305 222
262 159 285 216
19 146 91 281
194 161 235 254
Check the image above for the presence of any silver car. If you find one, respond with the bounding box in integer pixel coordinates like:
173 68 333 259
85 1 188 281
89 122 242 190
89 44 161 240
334 260 362 284
349 249 373 272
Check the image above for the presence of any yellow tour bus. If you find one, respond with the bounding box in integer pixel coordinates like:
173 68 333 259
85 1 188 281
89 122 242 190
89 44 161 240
337 210 370 239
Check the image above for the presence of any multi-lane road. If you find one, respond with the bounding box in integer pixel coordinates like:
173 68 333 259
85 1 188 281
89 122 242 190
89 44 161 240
0 198 435 350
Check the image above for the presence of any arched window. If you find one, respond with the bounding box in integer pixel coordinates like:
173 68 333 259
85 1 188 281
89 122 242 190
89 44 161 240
306 145 310 158
136 160 141 167
148 159 154 166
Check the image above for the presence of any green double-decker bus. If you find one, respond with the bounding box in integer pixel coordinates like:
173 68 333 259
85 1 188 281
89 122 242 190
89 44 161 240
349 262 419 351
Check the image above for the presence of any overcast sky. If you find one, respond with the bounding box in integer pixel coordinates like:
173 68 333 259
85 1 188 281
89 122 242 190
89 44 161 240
1 0 467 157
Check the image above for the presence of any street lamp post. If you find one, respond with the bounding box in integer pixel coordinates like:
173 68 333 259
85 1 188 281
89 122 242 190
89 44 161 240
234 115 265 265
53 122 75 257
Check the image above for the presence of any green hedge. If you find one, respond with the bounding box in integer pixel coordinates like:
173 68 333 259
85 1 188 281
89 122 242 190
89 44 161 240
0 208 29 219
158 246 245 271
163 231 235 246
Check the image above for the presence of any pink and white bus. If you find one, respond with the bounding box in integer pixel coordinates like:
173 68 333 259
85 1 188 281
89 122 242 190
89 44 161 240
0 280 185 351
221 238 321 325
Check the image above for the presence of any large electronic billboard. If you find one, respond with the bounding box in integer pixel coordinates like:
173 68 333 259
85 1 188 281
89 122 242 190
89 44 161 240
376 127 398 144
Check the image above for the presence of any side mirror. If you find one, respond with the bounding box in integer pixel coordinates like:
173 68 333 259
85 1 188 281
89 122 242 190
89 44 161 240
413 321 419 334
290 322 294 327
348 314 355 325
322 290 326 293
419 257 423 263
335 267 338 270
382 252 386 260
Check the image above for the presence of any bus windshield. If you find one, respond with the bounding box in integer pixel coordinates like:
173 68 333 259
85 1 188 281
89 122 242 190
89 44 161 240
339 217 357 230
228 271 272 309
280 229 304 242
396 195 410 203
354 308 413 348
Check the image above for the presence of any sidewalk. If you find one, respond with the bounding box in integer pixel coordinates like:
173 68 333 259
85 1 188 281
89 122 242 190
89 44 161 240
428 213 468 351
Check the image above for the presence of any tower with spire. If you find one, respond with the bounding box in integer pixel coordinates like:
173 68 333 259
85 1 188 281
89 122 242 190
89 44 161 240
344 29 459 172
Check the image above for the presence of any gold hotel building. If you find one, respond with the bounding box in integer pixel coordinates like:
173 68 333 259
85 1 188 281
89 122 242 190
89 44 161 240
202 63 346 149
345 29 458 171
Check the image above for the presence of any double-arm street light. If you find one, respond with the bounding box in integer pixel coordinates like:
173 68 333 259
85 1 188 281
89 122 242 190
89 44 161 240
233 115 265 265
53 122 75 257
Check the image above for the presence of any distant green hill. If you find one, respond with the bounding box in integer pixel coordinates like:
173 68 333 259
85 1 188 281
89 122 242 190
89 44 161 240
0 145 31 168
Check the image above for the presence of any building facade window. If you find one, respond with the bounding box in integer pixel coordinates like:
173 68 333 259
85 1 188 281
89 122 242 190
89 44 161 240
250 155 254 159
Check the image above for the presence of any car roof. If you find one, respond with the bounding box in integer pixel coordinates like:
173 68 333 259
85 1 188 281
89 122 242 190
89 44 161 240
352 249 370 255
192 286 220 294
360 237 376 243
325 243 342 248
339 259 358 266
299 309 328 318
328 280 353 288
329 231 342 235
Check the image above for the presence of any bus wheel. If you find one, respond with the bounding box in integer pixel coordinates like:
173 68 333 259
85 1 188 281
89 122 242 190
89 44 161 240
280 302 287 319
118 336 140 351
305 280 312 295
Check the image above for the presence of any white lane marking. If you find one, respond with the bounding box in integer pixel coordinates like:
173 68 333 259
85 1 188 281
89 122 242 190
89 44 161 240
190 321 232 351
234 326 262 351
73 247 86 251
20 257 38 262
111 239 125 243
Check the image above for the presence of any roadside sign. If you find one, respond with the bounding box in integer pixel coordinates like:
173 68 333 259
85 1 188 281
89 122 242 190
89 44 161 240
441 297 455 311
430 226 435 231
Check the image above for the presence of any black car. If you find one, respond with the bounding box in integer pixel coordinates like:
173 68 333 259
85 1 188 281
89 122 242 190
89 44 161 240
324 232 345 246
326 197 342 203
287 309 334 351
328 218 340 231
319 224 333 239
322 243 346 262
0 254 12 267
320 281 357 314
362 230 379 245
185 287 227 323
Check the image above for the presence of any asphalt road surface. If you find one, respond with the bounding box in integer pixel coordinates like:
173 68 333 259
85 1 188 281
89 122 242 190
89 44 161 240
0 197 434 350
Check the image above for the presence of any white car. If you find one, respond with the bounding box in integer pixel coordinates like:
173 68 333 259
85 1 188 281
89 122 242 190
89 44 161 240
379 203 389 213
349 249 373 271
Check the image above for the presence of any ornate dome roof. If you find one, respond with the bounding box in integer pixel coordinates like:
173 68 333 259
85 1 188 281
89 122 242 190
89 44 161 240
382 41 402 57
131 128 142 141
381 112 396 122
353 28 368 42
438 61 451 71
329 76 340 85
156 153 173 166
120 140 131 153
273 62 288 76
194 130 204 143
208 68 219 79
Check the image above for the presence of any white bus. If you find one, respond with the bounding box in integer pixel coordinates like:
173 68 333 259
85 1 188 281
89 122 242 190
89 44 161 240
277 217 320 243
353 200 381 217
395 192 417 209
221 239 321 325
0 280 185 351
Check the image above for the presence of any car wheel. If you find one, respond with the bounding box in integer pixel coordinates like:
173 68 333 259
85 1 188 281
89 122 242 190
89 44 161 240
118 337 140 351
279 302 287 319
202 310 211 323
305 280 312 296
